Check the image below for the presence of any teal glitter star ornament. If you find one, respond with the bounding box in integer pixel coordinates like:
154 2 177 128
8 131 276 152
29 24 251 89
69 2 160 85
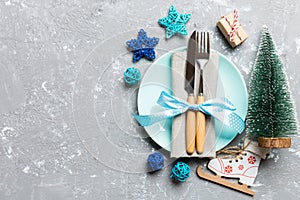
158 5 191 39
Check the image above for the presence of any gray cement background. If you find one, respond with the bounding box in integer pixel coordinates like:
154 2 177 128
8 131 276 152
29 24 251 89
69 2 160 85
1 0 300 199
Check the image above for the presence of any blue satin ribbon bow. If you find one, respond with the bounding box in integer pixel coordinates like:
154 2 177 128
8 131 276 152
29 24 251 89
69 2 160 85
133 48 156 62
134 91 245 133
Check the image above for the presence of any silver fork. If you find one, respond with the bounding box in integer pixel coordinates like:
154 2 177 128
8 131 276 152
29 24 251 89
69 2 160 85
195 31 210 154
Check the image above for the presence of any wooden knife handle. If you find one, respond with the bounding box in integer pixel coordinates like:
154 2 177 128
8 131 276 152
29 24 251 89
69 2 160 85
196 95 206 154
186 95 196 154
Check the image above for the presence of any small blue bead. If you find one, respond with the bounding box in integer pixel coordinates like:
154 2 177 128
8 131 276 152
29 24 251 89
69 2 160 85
123 67 141 85
170 162 190 182
147 152 164 172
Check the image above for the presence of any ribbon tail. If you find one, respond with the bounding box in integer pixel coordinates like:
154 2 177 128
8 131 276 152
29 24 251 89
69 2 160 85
133 114 162 126
227 112 245 133
133 108 186 126
209 110 245 133
202 103 245 133
157 91 190 109
201 98 236 111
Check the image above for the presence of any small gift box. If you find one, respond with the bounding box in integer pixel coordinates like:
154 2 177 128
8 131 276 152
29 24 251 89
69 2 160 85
217 10 248 47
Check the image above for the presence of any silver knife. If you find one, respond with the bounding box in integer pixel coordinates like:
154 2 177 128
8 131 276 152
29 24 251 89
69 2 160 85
185 30 196 154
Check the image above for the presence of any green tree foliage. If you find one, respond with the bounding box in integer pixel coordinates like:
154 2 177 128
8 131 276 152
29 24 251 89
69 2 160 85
246 26 297 139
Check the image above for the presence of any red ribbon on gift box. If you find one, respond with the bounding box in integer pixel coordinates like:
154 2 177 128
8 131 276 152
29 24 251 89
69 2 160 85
222 10 241 42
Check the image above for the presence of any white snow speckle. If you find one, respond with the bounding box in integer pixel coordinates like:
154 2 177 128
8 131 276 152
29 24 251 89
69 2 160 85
41 81 49 93
295 37 300 54
252 181 264 187
5 0 11 6
242 5 252 12
3 146 14 159
22 166 30 174
1 127 14 134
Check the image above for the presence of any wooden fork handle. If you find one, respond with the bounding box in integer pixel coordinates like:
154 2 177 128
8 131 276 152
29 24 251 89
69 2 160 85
196 95 206 154
186 95 196 154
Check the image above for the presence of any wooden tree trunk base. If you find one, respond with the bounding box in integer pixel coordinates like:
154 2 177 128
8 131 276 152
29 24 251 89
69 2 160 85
258 137 291 148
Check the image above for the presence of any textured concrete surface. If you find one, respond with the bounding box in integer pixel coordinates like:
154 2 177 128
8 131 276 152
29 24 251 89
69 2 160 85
1 0 300 199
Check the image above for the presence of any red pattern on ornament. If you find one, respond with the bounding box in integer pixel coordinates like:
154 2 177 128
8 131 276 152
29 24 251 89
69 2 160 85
248 156 256 164
238 164 244 170
224 165 233 173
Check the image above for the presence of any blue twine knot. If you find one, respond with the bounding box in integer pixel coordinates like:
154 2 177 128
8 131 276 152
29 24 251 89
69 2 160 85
123 67 141 85
170 162 190 182
147 152 164 172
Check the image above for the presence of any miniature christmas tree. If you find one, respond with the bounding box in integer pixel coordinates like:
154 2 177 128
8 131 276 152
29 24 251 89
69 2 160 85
246 26 298 148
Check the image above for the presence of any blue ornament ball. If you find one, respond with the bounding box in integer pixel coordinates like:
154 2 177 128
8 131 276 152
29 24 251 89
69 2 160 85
147 152 164 172
123 67 141 85
170 162 190 182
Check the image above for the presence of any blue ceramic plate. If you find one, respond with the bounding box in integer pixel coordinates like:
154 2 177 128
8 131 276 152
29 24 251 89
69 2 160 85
137 47 247 151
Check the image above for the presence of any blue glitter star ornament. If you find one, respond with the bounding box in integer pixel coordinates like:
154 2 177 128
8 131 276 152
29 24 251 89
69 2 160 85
126 29 159 62
158 5 191 39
